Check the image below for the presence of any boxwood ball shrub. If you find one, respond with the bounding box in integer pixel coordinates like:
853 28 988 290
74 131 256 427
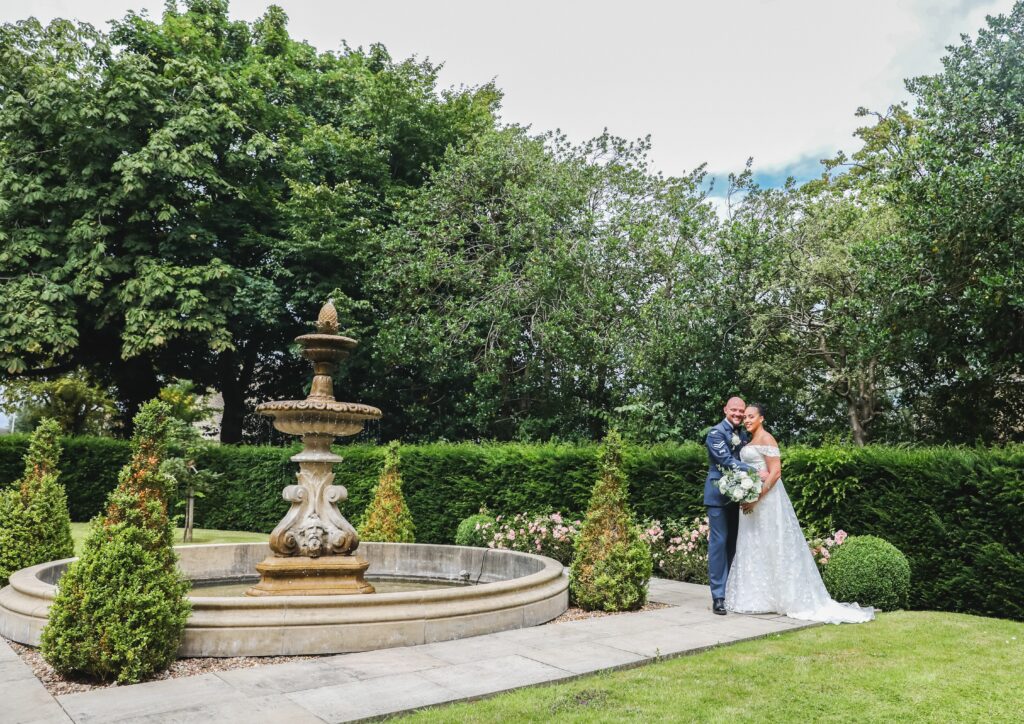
0 419 74 586
358 442 415 543
822 535 911 611
570 431 652 611
455 512 497 547
40 401 191 684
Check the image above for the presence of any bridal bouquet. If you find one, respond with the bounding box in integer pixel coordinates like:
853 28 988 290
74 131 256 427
717 467 762 514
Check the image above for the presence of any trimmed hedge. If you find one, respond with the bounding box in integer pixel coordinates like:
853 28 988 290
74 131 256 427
1 438 1021 620
0 434 131 522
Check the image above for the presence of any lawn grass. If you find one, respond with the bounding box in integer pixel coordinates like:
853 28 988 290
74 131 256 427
69 522 266 554
403 611 1023 723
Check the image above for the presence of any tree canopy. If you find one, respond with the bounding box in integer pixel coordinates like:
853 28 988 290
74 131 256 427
2 0 1022 446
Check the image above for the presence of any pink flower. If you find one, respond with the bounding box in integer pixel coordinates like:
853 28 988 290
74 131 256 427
834 530 848 545
507 530 516 541
551 513 563 524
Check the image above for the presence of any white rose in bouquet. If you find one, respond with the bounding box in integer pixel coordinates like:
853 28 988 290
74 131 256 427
717 467 762 514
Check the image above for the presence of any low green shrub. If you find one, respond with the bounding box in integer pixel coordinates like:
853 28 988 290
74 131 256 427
822 535 911 611
358 442 415 543
0 419 74 585
570 432 652 611
455 512 497 547
40 402 191 684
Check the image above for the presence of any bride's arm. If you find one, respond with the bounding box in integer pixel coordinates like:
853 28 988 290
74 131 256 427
760 454 782 497
758 436 782 499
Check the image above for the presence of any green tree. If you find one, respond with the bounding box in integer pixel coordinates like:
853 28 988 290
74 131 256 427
0 372 118 435
729 174 916 445
371 127 715 441
0 418 74 585
0 1 497 439
848 4 1024 442
40 400 190 684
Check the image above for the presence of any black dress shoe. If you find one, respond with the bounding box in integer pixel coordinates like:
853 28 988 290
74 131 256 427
713 598 727 615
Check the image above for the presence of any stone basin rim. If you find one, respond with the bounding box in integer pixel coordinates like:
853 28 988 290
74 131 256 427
0 542 569 656
5 542 563 604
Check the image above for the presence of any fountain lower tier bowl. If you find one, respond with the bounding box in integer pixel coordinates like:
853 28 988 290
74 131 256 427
256 400 383 437
0 543 568 657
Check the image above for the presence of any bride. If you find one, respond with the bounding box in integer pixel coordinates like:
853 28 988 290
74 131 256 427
724 403 874 624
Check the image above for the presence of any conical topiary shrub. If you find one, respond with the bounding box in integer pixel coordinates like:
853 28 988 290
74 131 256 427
358 442 416 543
0 418 74 586
569 430 652 611
40 400 191 684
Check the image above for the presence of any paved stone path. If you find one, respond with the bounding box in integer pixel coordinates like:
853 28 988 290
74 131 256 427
2 579 817 723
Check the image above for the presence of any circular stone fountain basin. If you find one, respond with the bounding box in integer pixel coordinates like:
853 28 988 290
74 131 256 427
0 542 568 657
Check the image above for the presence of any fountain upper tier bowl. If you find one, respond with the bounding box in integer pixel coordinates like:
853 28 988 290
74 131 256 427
256 399 382 437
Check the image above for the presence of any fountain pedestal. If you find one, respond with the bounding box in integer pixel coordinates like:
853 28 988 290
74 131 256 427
247 556 373 596
245 301 382 597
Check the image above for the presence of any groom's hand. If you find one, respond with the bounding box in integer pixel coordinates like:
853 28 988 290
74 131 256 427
758 469 770 481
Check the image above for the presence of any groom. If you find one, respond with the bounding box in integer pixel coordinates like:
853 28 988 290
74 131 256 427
704 396 767 615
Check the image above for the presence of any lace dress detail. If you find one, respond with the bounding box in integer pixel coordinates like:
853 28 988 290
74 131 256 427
725 445 874 624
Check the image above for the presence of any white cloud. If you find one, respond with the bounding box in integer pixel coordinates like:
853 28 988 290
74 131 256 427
2 0 1015 181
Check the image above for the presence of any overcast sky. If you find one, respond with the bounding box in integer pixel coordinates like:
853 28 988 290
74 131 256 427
0 0 1014 192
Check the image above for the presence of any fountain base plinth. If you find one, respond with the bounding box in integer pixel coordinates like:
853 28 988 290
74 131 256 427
246 555 375 596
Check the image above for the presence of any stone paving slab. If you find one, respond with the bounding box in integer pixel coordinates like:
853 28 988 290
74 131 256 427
0 579 821 723
0 638 72 724
416 654 569 698
284 671 456 722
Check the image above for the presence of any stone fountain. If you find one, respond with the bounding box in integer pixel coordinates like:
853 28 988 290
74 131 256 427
0 300 569 656
247 300 382 596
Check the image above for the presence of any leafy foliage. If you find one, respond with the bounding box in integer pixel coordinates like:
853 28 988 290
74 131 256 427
822 535 911 611
40 401 190 684
454 512 496 547
569 431 652 611
0 373 118 436
0 419 73 585
371 127 717 441
357 442 415 543
0 2 497 437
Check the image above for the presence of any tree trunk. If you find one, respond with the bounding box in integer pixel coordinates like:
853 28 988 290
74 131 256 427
184 494 194 543
848 403 868 446
111 360 161 437
218 353 245 444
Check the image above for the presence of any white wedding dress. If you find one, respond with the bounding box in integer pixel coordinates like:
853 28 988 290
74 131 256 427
725 444 874 624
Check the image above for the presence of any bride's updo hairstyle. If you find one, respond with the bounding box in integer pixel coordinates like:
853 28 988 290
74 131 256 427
748 402 767 420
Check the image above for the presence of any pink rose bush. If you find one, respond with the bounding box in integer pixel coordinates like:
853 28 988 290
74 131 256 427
483 511 582 565
640 516 711 584
807 528 849 568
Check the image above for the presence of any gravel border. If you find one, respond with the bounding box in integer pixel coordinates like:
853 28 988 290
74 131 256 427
5 601 673 697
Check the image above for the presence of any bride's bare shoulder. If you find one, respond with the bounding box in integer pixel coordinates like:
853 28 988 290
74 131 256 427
756 433 780 452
